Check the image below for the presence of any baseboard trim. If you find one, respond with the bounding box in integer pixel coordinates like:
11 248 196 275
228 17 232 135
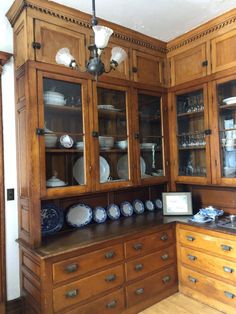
6 297 23 314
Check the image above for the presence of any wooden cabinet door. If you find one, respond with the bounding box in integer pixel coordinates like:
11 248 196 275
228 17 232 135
34 20 86 67
211 29 236 73
170 44 207 86
132 50 164 86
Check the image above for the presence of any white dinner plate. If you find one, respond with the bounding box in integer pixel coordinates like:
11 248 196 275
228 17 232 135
223 97 236 105
73 156 110 184
117 155 146 179
66 203 92 227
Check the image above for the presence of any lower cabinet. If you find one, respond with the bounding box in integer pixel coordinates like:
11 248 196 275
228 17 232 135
20 224 177 313
177 223 236 314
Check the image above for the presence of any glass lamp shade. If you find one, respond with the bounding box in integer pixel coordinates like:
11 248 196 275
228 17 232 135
110 47 127 65
92 25 113 49
55 48 76 67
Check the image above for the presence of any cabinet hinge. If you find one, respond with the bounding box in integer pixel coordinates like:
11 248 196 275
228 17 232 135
84 37 87 47
36 128 45 135
32 42 41 49
202 60 208 67
215 160 217 167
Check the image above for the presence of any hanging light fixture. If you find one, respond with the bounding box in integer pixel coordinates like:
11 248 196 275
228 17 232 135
55 0 127 79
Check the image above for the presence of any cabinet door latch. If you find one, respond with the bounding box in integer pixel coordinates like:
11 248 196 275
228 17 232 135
92 131 99 138
204 129 211 135
132 67 138 73
202 60 208 67
32 42 41 49
36 128 45 136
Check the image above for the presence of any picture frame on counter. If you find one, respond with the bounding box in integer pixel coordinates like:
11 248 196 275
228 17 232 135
162 192 193 216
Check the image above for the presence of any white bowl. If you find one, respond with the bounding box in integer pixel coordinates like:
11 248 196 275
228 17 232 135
116 140 127 149
99 136 114 149
75 141 84 149
44 91 66 106
45 134 57 148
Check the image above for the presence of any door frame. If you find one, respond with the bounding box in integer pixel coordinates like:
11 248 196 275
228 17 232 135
0 51 12 314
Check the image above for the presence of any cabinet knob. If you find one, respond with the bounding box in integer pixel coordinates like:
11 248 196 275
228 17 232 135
223 266 234 273
161 233 168 241
32 42 41 49
134 133 139 139
187 254 197 261
135 288 144 295
135 263 144 271
106 300 117 309
65 289 79 298
92 131 99 138
36 128 45 136
105 274 116 282
202 60 208 67
64 263 79 273
204 129 211 135
132 67 138 73
161 254 169 261
186 235 195 241
221 244 232 252
105 251 116 259
133 243 143 250
162 275 171 283
224 291 235 299
188 275 198 284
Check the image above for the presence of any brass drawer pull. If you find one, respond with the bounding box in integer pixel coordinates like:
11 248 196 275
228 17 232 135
221 244 232 252
188 276 198 283
161 254 169 261
65 289 79 298
135 263 144 271
105 251 116 259
161 233 168 241
162 275 171 283
224 291 235 299
188 254 197 261
186 235 195 241
105 274 116 282
133 243 143 250
106 300 117 309
223 266 234 273
135 288 144 295
64 263 78 273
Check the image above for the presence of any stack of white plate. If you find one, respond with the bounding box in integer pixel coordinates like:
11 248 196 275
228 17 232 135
98 104 114 110
44 91 66 106
140 143 156 149
99 136 114 149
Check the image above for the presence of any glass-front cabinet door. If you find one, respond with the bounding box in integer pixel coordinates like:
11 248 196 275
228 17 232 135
216 77 236 183
174 85 211 183
38 72 90 197
94 84 133 189
137 92 167 182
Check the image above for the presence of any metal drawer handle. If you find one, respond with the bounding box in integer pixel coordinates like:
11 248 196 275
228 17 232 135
105 251 116 259
161 254 169 261
162 275 171 283
188 254 197 261
224 291 235 299
105 274 116 282
135 263 144 271
221 244 232 252
161 233 168 241
65 289 79 298
133 243 143 250
188 276 198 284
223 266 234 273
186 235 195 241
106 300 117 309
135 288 144 295
64 263 78 273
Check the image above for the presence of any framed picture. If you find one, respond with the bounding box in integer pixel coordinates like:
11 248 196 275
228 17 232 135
162 192 193 216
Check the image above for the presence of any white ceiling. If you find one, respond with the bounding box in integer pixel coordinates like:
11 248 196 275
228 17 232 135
50 0 236 41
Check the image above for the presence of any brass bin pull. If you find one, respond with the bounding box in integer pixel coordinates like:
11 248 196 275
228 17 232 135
188 276 198 283
221 244 232 252
161 233 168 241
223 266 234 273
187 254 197 261
186 235 195 241
224 291 235 299
135 263 144 271
162 275 171 283
161 254 169 261
106 300 117 309
133 243 143 250
135 288 144 295
64 263 79 273
105 251 116 259
65 289 79 298
105 274 116 282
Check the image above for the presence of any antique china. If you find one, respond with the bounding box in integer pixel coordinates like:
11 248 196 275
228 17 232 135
44 91 66 106
133 199 145 214
107 204 120 220
120 202 133 217
66 204 93 227
41 204 64 236
93 206 107 223
46 173 67 187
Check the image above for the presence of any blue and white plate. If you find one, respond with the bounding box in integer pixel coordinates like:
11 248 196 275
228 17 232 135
145 200 155 211
154 198 162 209
41 204 64 236
120 202 133 217
66 203 92 227
189 217 213 224
107 204 120 220
93 206 107 223
133 199 145 214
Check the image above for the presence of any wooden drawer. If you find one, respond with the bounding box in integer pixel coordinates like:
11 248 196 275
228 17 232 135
126 244 175 281
53 244 123 284
126 265 177 308
178 228 236 259
53 264 124 312
125 228 174 259
180 246 236 283
180 266 236 308
66 288 125 314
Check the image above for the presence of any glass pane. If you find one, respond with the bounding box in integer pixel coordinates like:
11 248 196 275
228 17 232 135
138 94 164 178
217 79 236 178
43 78 86 187
176 89 206 177
97 87 129 182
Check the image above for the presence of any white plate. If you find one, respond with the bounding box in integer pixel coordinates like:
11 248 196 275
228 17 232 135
133 199 145 214
223 97 236 105
145 200 155 211
107 204 120 220
117 155 146 179
73 156 110 184
120 202 133 217
66 204 92 227
154 199 162 209
93 207 107 223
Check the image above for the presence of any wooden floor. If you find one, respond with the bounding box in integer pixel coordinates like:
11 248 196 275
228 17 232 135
139 293 224 314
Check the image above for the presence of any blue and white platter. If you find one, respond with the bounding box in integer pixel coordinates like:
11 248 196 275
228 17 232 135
154 198 162 209
93 206 107 223
133 199 145 214
120 201 133 217
66 203 92 227
189 217 213 224
145 200 155 211
41 204 64 236
107 204 120 220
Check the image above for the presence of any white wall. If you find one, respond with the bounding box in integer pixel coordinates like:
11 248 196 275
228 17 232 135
1 0 20 301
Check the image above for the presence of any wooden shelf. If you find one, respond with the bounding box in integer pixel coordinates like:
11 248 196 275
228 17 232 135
99 148 128 153
179 146 206 150
139 113 161 121
98 109 125 118
46 148 83 153
177 109 204 118
45 104 82 113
